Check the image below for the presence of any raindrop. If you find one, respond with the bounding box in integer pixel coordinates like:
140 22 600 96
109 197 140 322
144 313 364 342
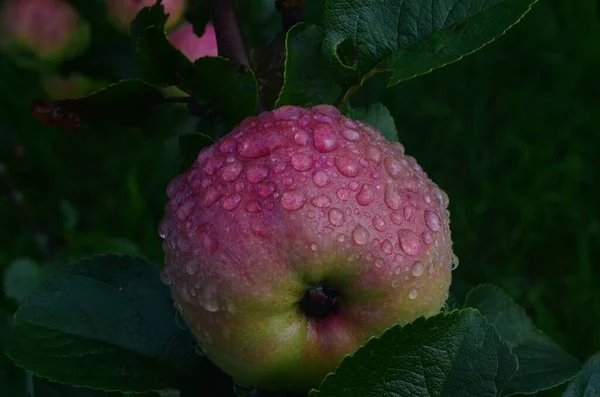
282 190 307 211
384 157 405 180
349 181 359 191
203 285 219 312
337 188 350 201
366 146 382 164
245 200 262 213
291 153 314 172
311 195 331 208
374 259 384 268
452 253 460 270
398 229 421 256
408 288 419 300
422 231 433 245
310 243 318 251
258 182 276 197
329 208 345 226
356 184 375 206
372 215 386 231
427 262 435 274
294 130 311 146
202 188 223 208
352 225 370 245
334 156 359 177
411 262 424 277
384 185 402 210
312 170 331 187
381 239 393 254
221 162 243 182
424 210 441 231
313 124 338 152
341 127 361 141
404 206 415 221
390 211 404 225
185 260 199 275
223 194 242 211
246 165 270 183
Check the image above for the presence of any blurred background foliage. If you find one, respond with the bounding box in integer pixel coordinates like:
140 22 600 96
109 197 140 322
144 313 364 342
0 0 599 395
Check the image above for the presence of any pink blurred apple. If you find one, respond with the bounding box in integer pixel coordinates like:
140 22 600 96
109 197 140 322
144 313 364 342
168 22 218 61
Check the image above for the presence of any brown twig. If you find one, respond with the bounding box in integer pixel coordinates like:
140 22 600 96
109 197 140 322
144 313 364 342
276 0 306 32
211 0 251 67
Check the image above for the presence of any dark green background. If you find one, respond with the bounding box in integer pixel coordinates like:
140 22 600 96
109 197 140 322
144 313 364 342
1 0 598 395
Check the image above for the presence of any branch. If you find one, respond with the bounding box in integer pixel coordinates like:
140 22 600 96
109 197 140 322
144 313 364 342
211 0 250 67
276 0 305 32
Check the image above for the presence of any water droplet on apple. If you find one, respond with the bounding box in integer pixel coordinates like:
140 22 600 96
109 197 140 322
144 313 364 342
366 146 382 164
424 210 441 231
294 130 311 146
398 229 421 256
390 211 404 225
258 182 276 197
381 239 393 254
341 127 361 141
372 215 386 231
312 170 331 187
337 188 350 201
310 243 318 251
352 225 370 245
283 176 294 186
384 185 402 210
222 193 242 211
403 206 415 221
411 262 424 277
282 190 306 211
245 200 262 213
452 253 460 270
408 288 419 300
356 184 375 206
203 284 219 312
384 157 405 179
328 208 345 226
291 153 314 171
313 124 339 153
311 195 331 208
221 162 243 182
374 258 384 268
335 156 359 177
422 231 433 244
185 260 199 275
427 262 435 274
246 165 270 183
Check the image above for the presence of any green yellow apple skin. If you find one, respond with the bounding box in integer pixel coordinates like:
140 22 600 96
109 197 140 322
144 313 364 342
160 105 454 392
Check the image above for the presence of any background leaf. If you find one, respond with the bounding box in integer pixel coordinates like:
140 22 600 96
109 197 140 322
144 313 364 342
563 351 600 397
465 284 581 395
341 103 399 142
4 255 222 392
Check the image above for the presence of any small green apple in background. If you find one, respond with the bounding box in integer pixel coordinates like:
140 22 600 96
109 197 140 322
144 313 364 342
160 105 454 392
0 0 90 68
168 22 218 61
107 0 187 32
40 73 108 100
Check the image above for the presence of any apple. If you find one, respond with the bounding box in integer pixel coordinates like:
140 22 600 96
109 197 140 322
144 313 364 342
0 0 90 67
168 22 218 61
160 105 454 392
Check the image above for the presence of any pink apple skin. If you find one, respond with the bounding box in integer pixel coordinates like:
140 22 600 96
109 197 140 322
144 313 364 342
0 0 90 64
107 0 187 32
168 23 217 61
160 105 453 392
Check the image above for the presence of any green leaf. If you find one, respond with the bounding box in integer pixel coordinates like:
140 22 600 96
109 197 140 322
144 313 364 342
34 377 118 397
3 258 43 303
311 309 517 396
320 0 537 100
179 133 214 171
341 103 398 142
382 0 539 85
563 351 600 397
276 24 344 107
191 57 259 128
465 284 581 395
132 2 258 129
4 255 209 392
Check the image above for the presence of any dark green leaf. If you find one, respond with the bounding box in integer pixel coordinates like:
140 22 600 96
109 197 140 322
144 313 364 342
4 255 207 392
310 309 517 397
342 103 398 142
130 2 169 43
465 284 580 395
563 351 600 397
191 57 259 128
34 377 118 397
237 0 282 50
382 0 539 85
304 0 326 25
276 24 343 107
132 3 258 128
320 0 537 100
179 133 213 171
